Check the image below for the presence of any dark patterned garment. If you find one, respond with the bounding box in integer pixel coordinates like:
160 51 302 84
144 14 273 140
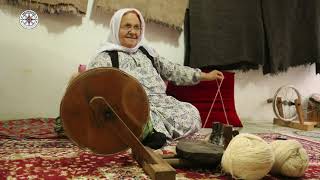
88 49 202 139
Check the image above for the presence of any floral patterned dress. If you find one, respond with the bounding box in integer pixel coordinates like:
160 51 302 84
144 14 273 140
88 49 202 139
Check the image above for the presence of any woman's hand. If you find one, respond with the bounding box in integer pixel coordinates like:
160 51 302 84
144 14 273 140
200 70 224 81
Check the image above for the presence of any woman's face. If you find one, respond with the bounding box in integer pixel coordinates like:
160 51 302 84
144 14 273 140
119 12 141 48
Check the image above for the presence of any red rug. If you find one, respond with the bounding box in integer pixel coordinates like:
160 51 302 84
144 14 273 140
0 118 319 179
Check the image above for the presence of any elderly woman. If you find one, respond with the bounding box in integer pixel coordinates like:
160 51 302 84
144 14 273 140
87 8 224 146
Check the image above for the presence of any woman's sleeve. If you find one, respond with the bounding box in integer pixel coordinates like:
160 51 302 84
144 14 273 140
87 53 112 69
153 56 202 86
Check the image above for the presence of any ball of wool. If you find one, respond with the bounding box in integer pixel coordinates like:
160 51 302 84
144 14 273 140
270 139 309 177
221 133 274 180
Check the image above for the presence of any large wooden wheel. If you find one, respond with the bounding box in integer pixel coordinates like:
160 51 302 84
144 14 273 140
60 67 150 155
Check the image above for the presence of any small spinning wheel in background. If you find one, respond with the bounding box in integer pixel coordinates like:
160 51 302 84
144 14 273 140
272 85 318 131
272 85 302 122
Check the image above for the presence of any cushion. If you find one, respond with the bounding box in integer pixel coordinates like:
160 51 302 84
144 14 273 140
166 71 242 128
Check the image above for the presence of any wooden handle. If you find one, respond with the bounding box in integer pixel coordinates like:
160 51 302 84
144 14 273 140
89 96 176 180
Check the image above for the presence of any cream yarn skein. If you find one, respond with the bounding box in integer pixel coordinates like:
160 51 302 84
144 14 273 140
270 139 309 177
221 133 274 180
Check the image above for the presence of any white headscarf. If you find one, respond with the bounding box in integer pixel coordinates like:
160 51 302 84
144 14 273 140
95 8 158 57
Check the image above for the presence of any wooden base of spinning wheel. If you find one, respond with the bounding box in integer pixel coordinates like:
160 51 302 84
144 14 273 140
60 68 175 180
273 118 317 131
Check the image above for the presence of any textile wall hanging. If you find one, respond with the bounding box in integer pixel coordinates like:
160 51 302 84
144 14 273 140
0 0 88 15
261 0 320 74
185 0 320 74
185 0 265 70
91 0 188 31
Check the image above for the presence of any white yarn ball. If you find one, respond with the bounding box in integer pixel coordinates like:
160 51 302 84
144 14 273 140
270 140 309 177
221 133 274 180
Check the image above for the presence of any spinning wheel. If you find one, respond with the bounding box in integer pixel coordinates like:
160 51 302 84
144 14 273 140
272 85 317 131
273 85 301 122
60 67 175 179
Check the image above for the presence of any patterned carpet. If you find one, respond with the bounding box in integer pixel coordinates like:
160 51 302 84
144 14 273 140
0 118 319 179
293 131 320 141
